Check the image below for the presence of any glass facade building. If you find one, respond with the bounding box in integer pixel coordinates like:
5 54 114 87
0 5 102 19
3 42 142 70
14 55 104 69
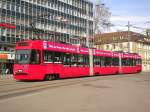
0 0 93 47
0 0 93 74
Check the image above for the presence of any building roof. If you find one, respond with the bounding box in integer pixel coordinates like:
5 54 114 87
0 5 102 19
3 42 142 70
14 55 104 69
94 31 150 45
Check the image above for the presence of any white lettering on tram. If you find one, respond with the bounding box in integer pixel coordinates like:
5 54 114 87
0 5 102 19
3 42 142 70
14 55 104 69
43 41 48 49
48 44 76 52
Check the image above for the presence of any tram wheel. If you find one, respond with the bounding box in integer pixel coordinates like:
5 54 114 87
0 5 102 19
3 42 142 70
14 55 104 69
45 75 53 81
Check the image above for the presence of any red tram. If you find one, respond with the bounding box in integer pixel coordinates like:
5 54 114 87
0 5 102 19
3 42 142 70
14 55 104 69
13 40 142 80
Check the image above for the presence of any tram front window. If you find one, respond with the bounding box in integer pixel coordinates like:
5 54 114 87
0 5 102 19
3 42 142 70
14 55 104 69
15 50 40 64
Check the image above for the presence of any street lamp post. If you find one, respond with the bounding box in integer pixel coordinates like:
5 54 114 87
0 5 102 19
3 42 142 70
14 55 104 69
119 53 122 74
86 4 93 76
127 21 131 53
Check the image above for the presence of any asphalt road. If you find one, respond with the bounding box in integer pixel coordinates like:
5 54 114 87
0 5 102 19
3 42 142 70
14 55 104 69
0 72 150 112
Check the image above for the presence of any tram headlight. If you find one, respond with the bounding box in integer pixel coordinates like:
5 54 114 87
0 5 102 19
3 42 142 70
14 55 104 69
18 69 23 72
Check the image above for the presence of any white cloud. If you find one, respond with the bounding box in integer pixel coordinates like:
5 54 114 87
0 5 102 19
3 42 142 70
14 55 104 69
111 15 150 23
109 15 150 33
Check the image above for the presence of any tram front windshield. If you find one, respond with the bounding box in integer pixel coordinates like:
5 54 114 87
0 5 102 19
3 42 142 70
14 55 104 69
15 50 40 64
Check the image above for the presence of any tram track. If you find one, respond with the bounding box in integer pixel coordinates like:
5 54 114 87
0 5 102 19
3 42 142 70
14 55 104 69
0 73 140 100
0 80 19 87
0 79 34 86
0 79 25 86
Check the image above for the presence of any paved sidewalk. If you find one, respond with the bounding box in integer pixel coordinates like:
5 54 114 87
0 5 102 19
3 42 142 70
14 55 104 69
0 74 13 80
0 72 150 112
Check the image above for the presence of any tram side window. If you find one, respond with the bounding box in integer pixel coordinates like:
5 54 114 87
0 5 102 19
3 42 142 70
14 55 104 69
43 51 62 63
30 50 40 64
128 59 135 66
94 56 100 66
53 52 62 63
100 57 105 66
122 59 134 66
122 58 127 66
105 57 112 66
126 59 130 66
132 59 136 66
78 55 84 65
71 54 78 66
112 58 119 66
70 54 89 66
83 55 89 65
43 50 53 62
63 53 71 66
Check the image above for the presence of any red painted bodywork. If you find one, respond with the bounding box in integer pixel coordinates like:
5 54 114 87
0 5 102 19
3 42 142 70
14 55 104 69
13 40 142 80
0 23 16 29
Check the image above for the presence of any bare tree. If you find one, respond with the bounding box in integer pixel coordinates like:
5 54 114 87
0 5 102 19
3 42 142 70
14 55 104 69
94 1 111 34
145 29 150 37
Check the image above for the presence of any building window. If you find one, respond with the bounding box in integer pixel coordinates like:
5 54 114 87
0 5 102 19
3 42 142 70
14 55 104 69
113 44 115 49
1 36 6 41
119 43 123 49
106 45 109 49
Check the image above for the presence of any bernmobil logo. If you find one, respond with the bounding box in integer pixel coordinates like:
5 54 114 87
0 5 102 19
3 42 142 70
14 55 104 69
43 41 48 49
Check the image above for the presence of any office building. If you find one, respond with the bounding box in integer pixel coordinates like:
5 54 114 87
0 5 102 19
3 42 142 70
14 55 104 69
94 31 150 72
0 0 94 74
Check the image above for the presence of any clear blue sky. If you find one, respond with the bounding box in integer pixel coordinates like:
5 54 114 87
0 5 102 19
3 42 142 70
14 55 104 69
90 0 150 33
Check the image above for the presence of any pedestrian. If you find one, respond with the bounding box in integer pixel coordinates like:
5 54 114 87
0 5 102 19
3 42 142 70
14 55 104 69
5 68 9 74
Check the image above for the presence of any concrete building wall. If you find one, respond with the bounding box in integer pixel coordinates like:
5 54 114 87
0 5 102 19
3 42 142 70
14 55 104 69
0 0 94 74
0 0 93 46
94 31 150 72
